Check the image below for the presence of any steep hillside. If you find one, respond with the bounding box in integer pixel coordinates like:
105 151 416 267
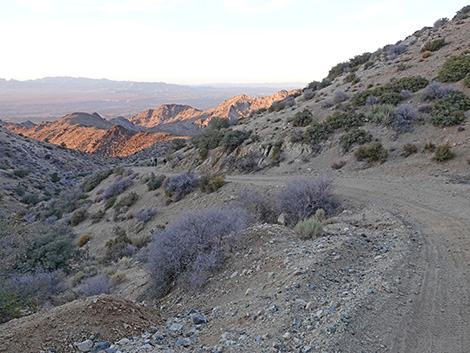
2 6 470 353
0 126 107 217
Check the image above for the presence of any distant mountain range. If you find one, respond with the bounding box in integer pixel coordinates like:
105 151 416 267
0 76 304 123
2 90 298 156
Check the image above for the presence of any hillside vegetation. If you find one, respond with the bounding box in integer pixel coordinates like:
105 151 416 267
1 5 470 353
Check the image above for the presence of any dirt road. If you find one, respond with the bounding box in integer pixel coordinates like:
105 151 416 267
234 172 470 352
135 166 470 351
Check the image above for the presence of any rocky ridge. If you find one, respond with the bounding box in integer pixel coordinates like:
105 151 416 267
2 90 295 157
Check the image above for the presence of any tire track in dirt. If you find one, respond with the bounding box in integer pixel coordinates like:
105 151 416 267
333 175 470 353
135 167 470 351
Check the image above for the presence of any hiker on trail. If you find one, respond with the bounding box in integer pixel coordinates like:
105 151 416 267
154 157 158 167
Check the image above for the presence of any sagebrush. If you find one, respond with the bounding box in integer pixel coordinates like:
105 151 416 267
277 176 340 227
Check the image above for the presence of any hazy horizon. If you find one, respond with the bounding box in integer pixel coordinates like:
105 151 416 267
1 1 468 85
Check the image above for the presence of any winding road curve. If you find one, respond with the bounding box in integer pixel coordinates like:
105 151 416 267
136 166 470 351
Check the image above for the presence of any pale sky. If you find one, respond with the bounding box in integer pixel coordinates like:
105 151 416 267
0 0 468 85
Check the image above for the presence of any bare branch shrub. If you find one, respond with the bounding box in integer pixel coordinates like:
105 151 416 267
277 175 340 226
235 188 278 224
104 177 133 199
146 207 247 296
78 273 114 296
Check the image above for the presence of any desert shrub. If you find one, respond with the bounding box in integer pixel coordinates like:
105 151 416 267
17 228 76 272
402 143 418 157
443 90 470 111
113 192 138 214
235 150 262 172
69 208 88 227
294 219 324 239
454 5 470 20
268 100 286 112
146 207 247 296
199 174 226 193
104 177 133 199
271 140 284 166
339 129 373 152
10 269 67 305
352 76 429 106
422 51 432 59
421 38 446 52
21 194 41 206
438 55 470 82
77 234 92 247
0 277 22 323
110 272 126 283
13 169 32 178
325 111 364 130
433 144 455 161
135 208 156 223
192 129 225 151
291 109 313 127
334 91 349 104
104 196 116 210
78 273 114 296
424 142 436 152
81 169 113 192
465 73 470 88
366 95 380 106
171 138 187 151
199 147 209 159
147 173 165 191
430 101 465 126
42 188 87 219
306 79 331 91
429 91 470 127
423 82 453 101
419 104 432 113
1 269 67 323
277 175 340 227
113 166 124 175
433 17 448 28
90 210 105 224
235 188 278 224
320 100 334 109
326 52 371 81
303 122 331 145
400 89 412 100
386 44 408 60
344 72 359 84
391 104 418 133
49 172 60 183
105 229 133 261
355 142 388 163
133 233 153 249
303 88 316 100
166 171 199 199
71 271 86 286
14 186 26 197
209 117 231 129
220 130 250 153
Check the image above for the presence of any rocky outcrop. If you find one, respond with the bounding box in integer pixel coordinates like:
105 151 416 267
2 89 299 156
128 104 201 128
